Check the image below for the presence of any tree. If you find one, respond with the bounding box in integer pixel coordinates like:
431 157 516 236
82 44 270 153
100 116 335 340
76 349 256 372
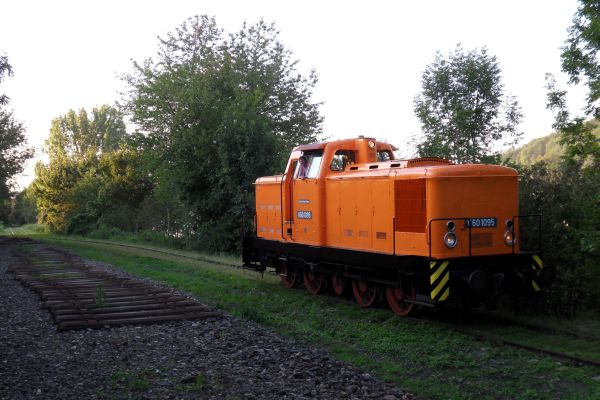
122 16 323 251
10 185 38 226
32 105 146 233
516 0 600 315
516 161 600 315
45 105 127 161
562 0 600 119
413 45 522 163
0 54 33 201
545 0 600 168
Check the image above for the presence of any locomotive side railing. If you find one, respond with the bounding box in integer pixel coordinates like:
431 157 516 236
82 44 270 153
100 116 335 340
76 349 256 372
511 214 542 254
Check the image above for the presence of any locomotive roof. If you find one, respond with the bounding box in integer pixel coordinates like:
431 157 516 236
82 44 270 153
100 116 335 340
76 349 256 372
293 137 398 152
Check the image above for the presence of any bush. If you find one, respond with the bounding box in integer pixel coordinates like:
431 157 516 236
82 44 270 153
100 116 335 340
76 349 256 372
88 225 127 240
517 161 600 316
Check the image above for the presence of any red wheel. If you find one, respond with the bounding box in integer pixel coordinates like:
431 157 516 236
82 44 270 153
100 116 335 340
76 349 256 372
331 275 346 296
303 271 326 294
386 280 416 316
280 263 299 289
352 279 380 308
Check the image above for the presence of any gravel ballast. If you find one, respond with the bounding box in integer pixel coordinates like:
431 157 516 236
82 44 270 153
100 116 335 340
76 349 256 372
0 239 414 399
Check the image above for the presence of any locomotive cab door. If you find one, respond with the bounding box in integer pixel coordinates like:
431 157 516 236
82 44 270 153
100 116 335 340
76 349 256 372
292 150 323 245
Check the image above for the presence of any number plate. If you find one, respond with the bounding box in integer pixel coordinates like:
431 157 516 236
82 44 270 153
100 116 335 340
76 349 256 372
297 211 312 220
464 217 497 228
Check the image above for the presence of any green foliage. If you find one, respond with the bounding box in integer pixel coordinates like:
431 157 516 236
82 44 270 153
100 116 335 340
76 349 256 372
0 53 34 200
503 132 564 165
550 1 600 172
561 0 600 118
414 45 522 163
32 106 151 233
518 1 600 316
545 75 600 170
517 161 600 315
503 124 600 166
46 106 126 159
122 16 322 251
9 185 37 225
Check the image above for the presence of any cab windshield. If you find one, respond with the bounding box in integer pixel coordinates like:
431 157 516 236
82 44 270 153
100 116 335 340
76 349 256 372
295 150 323 179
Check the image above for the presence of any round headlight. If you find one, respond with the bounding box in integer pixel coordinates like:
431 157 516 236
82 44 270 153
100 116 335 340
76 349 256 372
443 232 458 248
505 219 514 230
446 221 456 232
504 230 515 246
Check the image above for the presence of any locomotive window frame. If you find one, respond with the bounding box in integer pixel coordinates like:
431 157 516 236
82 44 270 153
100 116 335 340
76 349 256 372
377 150 393 162
330 150 356 171
295 150 323 179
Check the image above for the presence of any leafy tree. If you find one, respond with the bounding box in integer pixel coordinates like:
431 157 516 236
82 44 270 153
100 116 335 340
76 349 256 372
123 16 323 251
93 149 153 232
516 0 600 315
46 105 127 160
0 54 33 201
517 161 600 315
32 105 147 233
543 0 600 170
562 0 600 119
414 45 522 163
10 185 38 225
545 75 600 169
33 155 80 231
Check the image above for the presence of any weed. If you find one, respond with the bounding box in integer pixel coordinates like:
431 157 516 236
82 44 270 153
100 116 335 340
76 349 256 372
193 374 205 391
95 285 106 308
132 379 149 391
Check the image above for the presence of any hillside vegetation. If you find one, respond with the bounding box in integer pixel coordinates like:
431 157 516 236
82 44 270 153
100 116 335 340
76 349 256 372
503 120 600 165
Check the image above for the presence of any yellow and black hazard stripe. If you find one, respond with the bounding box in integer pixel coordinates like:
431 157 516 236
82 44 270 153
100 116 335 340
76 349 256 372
530 254 544 292
430 260 450 302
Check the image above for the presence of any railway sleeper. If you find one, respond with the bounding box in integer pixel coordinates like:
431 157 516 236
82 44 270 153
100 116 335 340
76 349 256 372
52 300 200 316
57 312 221 331
53 305 214 323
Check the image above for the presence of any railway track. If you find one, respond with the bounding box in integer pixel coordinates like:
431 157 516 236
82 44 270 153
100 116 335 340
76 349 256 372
5 237 220 331
441 321 600 368
402 307 600 368
7 235 600 368
466 310 600 343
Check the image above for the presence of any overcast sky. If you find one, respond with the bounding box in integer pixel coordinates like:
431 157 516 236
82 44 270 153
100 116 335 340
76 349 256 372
0 0 585 187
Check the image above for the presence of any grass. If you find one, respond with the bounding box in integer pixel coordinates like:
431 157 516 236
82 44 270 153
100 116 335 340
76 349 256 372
27 238 600 399
5 229 600 399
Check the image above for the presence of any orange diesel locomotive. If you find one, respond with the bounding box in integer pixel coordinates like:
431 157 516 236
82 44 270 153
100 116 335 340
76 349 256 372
242 137 552 315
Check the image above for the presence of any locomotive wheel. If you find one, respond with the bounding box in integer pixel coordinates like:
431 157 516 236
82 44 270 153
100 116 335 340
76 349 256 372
331 275 346 296
304 271 326 294
280 263 299 289
352 279 380 308
386 280 416 316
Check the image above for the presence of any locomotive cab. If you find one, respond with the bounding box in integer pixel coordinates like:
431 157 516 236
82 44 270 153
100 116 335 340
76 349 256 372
244 137 551 315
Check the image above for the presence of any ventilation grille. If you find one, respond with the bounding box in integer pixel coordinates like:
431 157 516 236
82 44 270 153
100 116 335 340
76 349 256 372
406 158 452 167
395 179 426 233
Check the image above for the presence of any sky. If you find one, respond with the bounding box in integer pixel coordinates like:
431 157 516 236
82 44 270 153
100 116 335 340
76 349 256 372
0 0 585 187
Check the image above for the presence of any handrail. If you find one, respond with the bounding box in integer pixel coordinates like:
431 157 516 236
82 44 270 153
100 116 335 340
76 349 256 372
427 217 473 258
280 174 285 240
511 214 542 254
426 214 543 258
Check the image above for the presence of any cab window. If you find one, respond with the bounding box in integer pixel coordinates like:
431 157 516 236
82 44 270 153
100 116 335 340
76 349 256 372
295 150 323 179
330 150 356 171
377 150 393 161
